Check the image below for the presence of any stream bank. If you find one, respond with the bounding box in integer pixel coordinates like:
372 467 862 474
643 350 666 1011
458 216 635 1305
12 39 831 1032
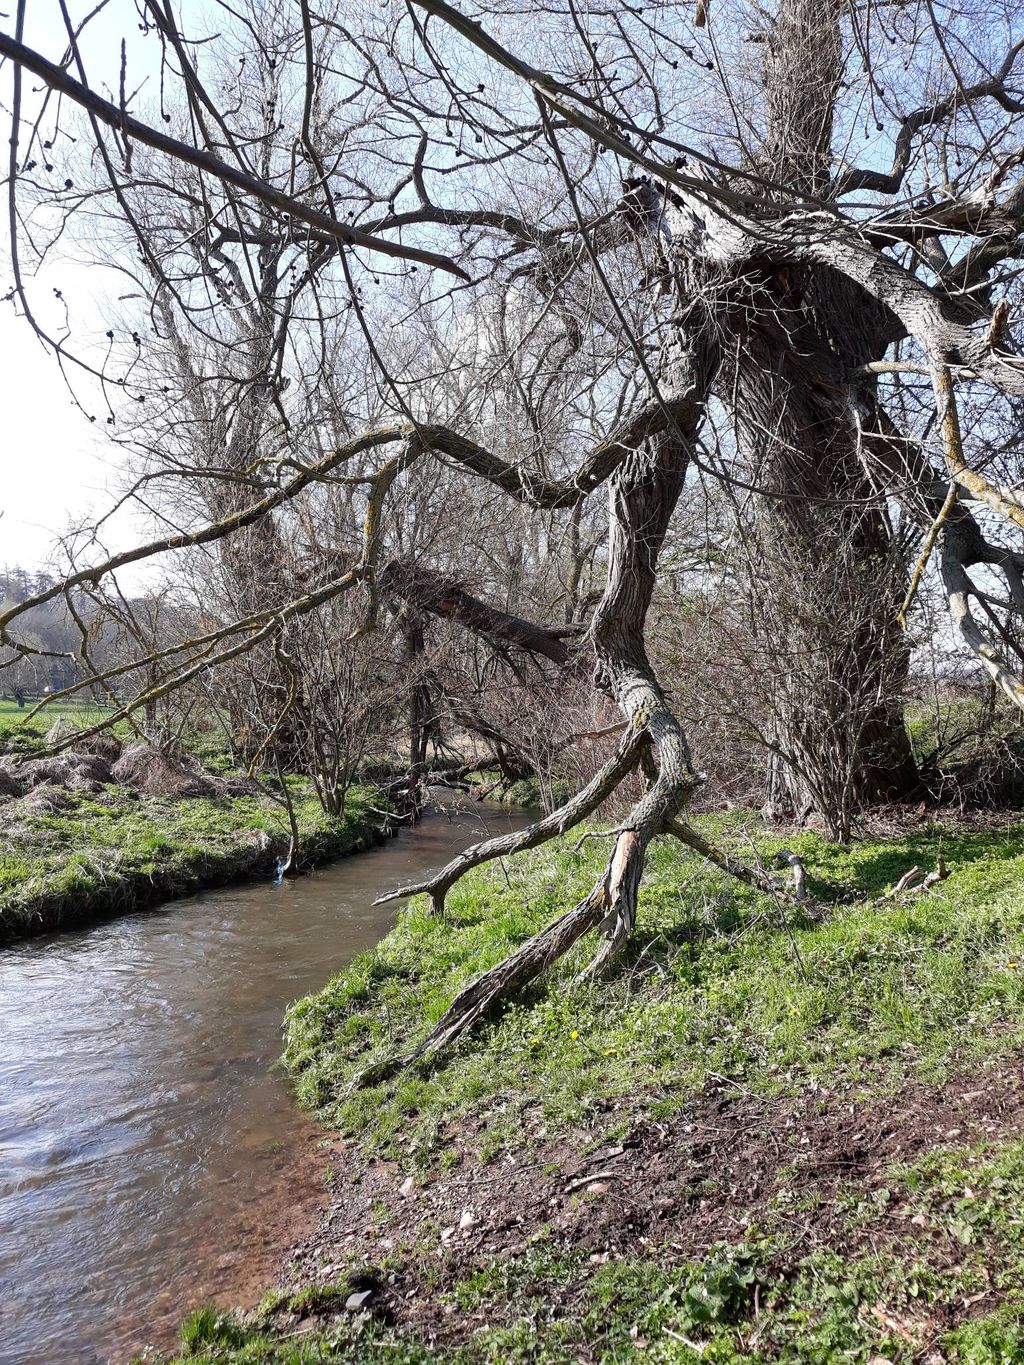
0 713 395 942
0 798 529 1365
154 812 1024 1364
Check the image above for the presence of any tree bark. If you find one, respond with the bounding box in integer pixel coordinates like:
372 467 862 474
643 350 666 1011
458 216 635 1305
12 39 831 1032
726 265 918 828
379 559 573 665
400 608 432 819
731 0 917 828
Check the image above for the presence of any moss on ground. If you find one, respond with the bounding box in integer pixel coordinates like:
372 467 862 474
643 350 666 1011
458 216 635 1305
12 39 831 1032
0 782 388 943
140 815 1024 1363
464 767 564 809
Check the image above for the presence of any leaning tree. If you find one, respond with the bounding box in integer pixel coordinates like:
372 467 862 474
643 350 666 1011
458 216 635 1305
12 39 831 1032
3 0 1024 1051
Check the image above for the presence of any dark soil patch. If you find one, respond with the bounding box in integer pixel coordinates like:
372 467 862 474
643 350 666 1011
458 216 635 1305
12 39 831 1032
281 1052 1024 1349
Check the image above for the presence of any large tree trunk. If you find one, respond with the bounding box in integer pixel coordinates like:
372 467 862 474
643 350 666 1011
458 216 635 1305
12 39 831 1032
211 509 313 769
400 607 432 819
157 253 313 770
729 0 917 831
727 264 918 833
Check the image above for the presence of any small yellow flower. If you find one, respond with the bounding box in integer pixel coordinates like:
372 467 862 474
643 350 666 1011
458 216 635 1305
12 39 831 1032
604 1048 615 1057
530 1036 541 1046
570 1029 579 1039
788 1007 799 1016
1009 961 1020 970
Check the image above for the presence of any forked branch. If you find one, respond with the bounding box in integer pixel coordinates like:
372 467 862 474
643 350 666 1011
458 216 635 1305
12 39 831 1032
374 725 647 914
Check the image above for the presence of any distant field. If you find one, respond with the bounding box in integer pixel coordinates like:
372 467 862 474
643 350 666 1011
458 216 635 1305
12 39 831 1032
0 698 112 729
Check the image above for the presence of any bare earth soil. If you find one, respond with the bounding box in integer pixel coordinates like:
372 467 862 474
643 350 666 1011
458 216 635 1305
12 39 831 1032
275 1051 1024 1358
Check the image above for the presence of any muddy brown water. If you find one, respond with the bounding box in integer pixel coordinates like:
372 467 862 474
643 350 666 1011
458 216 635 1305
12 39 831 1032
0 798 529 1365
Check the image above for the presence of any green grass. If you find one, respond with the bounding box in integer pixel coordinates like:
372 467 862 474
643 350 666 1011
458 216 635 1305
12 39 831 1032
0 782 389 943
179 1307 247 1356
0 697 113 728
281 816 1024 1161
0 701 122 760
0 698 110 717
129 815 1024 1362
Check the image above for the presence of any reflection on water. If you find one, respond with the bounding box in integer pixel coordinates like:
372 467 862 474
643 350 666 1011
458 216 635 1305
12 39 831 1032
0 798 527 1365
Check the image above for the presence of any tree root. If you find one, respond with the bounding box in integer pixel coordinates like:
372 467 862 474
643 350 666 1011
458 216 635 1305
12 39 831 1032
405 883 608 1066
351 817 830 1088
351 889 606 1090
665 819 814 907
883 854 950 898
359 821 654 1079
771 849 808 900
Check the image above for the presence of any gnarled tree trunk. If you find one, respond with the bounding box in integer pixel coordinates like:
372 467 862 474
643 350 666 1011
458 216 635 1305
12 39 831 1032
726 265 918 833
730 0 917 831
372 308 723 1063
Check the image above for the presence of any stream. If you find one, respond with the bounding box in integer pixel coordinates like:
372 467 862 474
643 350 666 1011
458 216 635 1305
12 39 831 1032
0 797 528 1365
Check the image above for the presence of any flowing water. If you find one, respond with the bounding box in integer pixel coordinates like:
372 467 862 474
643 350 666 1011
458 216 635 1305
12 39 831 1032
0 798 528 1365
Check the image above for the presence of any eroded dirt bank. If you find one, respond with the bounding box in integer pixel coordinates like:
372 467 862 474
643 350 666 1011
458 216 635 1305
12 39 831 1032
264 1054 1024 1362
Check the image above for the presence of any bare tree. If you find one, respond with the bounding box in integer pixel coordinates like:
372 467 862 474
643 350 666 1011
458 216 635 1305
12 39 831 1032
4 0 1024 1055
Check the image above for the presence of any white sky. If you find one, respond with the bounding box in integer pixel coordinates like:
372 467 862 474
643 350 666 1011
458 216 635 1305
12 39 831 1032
1 3 166 578
0 299 125 572
0 1 931 580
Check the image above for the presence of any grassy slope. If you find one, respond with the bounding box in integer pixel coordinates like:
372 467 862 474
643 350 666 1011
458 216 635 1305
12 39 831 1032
0 783 386 942
0 711 390 941
151 815 1024 1364
285 819 1024 1145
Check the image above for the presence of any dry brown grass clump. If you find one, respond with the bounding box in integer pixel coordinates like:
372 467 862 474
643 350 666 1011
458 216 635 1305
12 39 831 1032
109 744 215 798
